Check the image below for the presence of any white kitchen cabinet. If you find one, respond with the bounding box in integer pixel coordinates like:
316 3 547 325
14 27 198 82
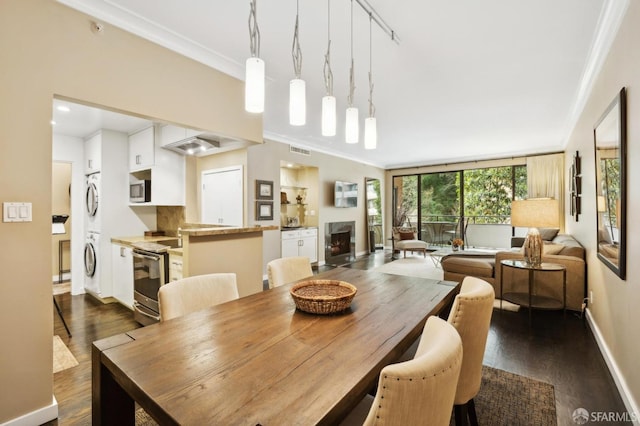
201 166 243 226
129 124 186 206
111 243 134 309
281 228 317 262
84 132 101 174
159 124 201 147
128 126 155 171
169 254 183 282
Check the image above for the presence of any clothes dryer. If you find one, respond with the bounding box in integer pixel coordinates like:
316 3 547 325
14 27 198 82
84 231 100 295
85 172 101 232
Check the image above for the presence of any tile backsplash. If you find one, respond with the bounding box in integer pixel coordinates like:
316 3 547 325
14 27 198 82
157 206 185 236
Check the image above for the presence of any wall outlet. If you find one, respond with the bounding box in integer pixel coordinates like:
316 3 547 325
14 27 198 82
590 290 594 304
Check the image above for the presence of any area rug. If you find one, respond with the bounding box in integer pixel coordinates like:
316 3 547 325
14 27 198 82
371 256 444 281
455 365 557 426
372 257 521 312
53 335 78 373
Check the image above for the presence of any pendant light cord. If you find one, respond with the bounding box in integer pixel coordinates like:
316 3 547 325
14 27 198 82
323 0 333 96
368 13 375 117
348 0 355 107
248 0 260 57
291 0 302 78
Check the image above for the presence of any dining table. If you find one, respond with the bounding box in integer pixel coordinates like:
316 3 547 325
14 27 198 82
92 266 460 425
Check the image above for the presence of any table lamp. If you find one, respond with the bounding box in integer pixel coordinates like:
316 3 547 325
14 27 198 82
511 198 560 267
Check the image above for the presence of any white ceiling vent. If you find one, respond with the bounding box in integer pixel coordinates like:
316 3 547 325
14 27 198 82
289 145 311 156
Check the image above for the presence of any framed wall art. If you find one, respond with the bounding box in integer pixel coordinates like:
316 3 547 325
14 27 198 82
256 201 274 221
256 180 274 200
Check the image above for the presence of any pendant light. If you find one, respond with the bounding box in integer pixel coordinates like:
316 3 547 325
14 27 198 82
321 0 336 136
245 0 264 113
364 14 377 150
345 0 358 144
289 0 306 126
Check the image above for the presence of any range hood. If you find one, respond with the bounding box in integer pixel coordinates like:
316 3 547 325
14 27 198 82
162 135 221 157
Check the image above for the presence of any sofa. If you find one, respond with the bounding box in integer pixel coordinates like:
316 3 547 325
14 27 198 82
442 233 586 311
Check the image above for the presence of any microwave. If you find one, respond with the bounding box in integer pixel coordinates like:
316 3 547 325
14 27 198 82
130 180 151 203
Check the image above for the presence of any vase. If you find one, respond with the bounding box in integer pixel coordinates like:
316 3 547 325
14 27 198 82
452 245 459 252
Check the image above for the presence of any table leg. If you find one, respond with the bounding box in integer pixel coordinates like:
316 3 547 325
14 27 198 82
528 269 534 326
92 335 136 426
500 263 504 311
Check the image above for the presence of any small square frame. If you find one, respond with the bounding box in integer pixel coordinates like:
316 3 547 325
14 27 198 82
256 180 274 200
256 201 273 220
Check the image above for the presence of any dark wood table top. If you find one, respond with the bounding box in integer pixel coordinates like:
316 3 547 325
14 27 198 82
94 267 459 425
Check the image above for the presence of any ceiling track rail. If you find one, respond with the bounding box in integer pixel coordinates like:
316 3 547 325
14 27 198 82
354 0 400 45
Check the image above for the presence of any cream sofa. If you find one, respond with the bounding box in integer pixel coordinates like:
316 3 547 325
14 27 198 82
442 234 586 311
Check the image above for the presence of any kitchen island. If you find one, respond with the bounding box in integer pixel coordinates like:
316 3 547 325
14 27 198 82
180 225 278 297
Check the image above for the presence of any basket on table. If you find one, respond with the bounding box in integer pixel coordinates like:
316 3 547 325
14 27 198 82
290 279 357 314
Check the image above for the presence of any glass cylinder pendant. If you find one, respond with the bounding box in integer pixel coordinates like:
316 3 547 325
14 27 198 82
345 107 359 144
364 117 377 149
245 57 265 113
289 78 306 126
322 96 336 136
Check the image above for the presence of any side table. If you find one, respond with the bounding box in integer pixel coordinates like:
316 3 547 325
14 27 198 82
499 259 566 326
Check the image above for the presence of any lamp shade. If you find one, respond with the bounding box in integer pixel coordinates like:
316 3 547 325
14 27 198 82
322 95 336 136
289 78 306 126
345 107 359 144
245 57 265 113
511 198 560 228
364 117 377 149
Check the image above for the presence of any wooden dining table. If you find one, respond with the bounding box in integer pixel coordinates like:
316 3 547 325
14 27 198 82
92 267 460 425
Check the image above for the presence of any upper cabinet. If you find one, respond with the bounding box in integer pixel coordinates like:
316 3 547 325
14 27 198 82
129 124 185 206
159 124 201 147
128 126 155 171
84 132 102 174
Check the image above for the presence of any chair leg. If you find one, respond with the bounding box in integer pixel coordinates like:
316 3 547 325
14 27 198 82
454 404 468 426
468 399 478 426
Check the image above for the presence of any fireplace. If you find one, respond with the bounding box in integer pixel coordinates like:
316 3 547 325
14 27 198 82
325 221 356 266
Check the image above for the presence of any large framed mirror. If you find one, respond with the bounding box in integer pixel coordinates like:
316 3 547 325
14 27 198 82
594 87 626 279
365 178 383 252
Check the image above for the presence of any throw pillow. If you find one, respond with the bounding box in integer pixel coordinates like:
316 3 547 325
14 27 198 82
399 231 415 240
539 228 560 241
542 243 565 255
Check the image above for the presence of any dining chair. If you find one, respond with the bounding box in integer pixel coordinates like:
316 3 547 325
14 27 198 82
448 276 495 426
158 273 239 321
340 316 463 426
266 256 313 289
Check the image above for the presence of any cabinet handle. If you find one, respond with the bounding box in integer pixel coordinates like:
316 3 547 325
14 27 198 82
136 154 141 165
88 159 92 169
120 247 126 257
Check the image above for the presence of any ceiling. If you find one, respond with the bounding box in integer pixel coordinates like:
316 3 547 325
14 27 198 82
56 0 623 169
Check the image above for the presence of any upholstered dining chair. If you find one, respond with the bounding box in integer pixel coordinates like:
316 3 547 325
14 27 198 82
340 316 463 426
266 256 313 289
448 276 495 426
158 273 239 321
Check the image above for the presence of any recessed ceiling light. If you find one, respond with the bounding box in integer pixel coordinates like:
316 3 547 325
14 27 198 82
56 105 70 112
50 120 56 125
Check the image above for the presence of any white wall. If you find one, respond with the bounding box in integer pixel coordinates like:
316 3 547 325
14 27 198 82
564 0 640 416
52 134 86 295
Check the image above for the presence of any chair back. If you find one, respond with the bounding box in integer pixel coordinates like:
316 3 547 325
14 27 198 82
364 316 463 426
447 276 495 405
158 273 239 321
267 257 313 289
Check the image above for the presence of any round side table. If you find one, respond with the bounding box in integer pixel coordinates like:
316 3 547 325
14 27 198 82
499 259 566 326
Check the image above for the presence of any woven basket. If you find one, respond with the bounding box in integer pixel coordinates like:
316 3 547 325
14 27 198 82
290 279 357 314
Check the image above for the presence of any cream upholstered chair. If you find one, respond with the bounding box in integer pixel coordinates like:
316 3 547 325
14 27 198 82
158 273 239 322
266 256 313 289
392 226 429 258
448 276 495 426
341 316 463 426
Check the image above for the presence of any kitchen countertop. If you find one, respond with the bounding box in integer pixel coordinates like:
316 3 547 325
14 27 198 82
111 235 180 246
281 226 317 231
182 225 279 237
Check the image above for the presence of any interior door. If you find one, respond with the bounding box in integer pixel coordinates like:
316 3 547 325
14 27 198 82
202 166 243 226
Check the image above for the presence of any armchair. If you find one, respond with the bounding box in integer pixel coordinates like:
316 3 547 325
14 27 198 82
392 226 429 258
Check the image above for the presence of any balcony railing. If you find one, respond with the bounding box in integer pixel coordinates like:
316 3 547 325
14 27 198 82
399 214 512 247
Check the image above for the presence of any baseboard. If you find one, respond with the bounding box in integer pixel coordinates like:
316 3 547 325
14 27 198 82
586 308 640 425
1 396 58 426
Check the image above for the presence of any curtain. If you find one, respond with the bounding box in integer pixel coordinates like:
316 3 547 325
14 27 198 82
526 153 564 230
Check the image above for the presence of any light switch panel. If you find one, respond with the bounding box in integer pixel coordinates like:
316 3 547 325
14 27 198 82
3 202 32 222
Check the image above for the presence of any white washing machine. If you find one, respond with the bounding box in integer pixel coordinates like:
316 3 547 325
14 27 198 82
85 172 101 232
84 231 100 295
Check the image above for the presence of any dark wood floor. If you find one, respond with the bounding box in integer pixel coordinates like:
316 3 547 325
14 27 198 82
48 250 629 425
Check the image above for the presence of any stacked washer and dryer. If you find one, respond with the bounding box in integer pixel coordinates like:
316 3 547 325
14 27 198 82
84 171 101 294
